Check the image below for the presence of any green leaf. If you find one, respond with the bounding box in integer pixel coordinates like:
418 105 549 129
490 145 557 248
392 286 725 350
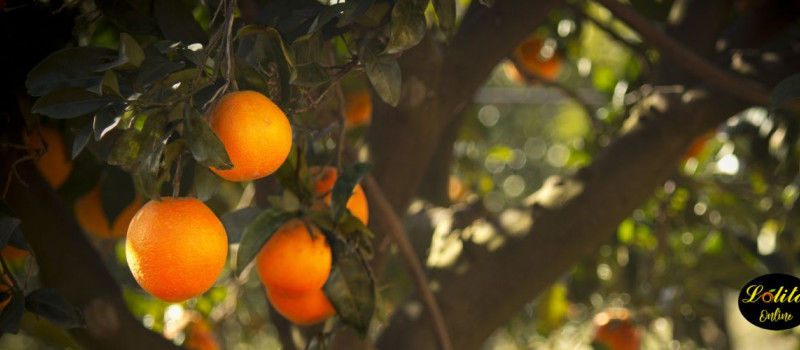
221 207 262 244
71 123 93 159
235 56 272 95
291 63 330 88
25 288 85 329
432 0 456 34
236 210 294 276
183 105 233 170
323 238 375 336
0 289 25 334
194 165 222 202
359 42 401 106
26 47 117 96
291 32 324 66
768 73 800 111
155 0 207 45
330 163 371 223
94 102 127 141
120 33 145 68
134 56 186 91
251 29 293 105
32 88 121 119
386 0 428 54
101 166 136 227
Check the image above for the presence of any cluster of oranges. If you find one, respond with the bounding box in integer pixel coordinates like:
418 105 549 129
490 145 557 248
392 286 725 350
27 90 372 328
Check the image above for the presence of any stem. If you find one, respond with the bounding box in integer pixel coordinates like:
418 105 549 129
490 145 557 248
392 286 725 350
173 152 183 198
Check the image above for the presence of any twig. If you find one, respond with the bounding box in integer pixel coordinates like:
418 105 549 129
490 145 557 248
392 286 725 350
172 152 183 198
361 173 452 350
594 0 793 108
225 0 239 91
342 143 452 350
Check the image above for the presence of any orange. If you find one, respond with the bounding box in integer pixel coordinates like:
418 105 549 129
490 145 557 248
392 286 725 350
512 35 562 81
344 90 372 128
126 197 228 302
184 319 221 350
0 275 12 311
207 91 293 182
1 246 29 262
310 166 369 225
255 219 331 296
75 183 142 239
267 288 336 326
592 308 640 350
682 130 715 162
25 125 73 188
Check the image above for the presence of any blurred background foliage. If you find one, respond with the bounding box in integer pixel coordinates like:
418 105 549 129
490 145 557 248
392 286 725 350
2 0 800 349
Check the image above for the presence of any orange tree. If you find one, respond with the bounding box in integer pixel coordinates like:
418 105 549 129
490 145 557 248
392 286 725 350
1 0 800 349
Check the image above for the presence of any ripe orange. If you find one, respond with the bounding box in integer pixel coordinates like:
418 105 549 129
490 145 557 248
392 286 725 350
255 219 331 296
207 91 293 182
184 319 221 350
310 166 369 225
592 308 641 350
267 288 335 326
75 183 142 239
513 35 562 81
25 125 73 188
344 90 372 128
1 246 29 262
126 197 228 302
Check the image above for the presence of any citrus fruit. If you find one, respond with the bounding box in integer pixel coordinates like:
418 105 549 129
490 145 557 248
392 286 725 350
1 246 29 263
75 183 142 239
267 288 336 326
592 308 641 350
126 197 228 302
25 125 73 188
255 219 331 296
207 91 292 182
513 35 562 81
310 166 369 225
184 319 221 350
0 274 14 311
344 90 372 128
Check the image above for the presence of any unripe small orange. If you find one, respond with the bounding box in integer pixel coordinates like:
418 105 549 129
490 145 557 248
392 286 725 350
310 166 369 225
207 91 293 182
126 197 228 302
255 219 331 296
267 288 336 326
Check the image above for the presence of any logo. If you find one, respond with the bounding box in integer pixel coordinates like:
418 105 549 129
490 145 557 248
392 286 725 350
738 273 800 330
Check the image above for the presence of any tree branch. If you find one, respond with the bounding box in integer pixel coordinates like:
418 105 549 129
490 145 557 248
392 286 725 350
593 0 793 108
